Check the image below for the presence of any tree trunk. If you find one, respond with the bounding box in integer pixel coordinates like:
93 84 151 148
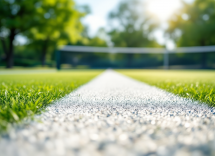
0 37 8 57
6 29 15 68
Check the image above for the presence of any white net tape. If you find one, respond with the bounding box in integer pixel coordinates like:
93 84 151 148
60 45 215 54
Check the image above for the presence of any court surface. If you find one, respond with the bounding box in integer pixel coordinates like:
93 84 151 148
1 70 215 156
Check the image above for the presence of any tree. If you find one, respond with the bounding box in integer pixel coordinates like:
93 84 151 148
167 0 215 46
0 0 44 68
0 0 85 68
108 0 160 67
23 0 85 66
166 0 215 68
108 0 159 47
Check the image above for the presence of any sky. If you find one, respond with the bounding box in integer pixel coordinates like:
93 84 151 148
75 0 118 36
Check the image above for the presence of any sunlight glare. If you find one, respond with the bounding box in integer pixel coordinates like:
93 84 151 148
146 0 181 21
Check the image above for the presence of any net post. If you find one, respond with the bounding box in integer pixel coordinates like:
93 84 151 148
164 49 169 70
56 50 61 70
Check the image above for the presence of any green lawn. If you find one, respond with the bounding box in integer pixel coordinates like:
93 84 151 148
1 69 215 132
118 70 215 107
0 70 102 132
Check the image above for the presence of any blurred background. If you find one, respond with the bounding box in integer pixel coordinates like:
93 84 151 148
0 0 215 70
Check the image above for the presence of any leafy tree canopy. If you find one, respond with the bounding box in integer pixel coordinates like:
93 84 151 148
0 0 85 67
25 0 86 66
108 0 160 48
167 0 215 47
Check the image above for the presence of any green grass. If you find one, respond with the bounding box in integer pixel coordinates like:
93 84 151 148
0 70 102 132
118 70 215 107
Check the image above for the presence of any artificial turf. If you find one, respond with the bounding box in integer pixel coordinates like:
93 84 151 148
118 70 215 107
0 70 102 132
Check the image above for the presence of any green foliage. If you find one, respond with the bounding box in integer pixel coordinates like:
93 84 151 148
167 0 215 46
0 0 40 33
24 0 86 66
0 0 86 68
26 0 85 47
88 37 107 47
108 0 160 48
119 70 215 107
72 27 108 47
0 70 102 132
0 0 45 68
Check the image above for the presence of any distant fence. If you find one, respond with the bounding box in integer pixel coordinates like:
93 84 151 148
57 45 215 70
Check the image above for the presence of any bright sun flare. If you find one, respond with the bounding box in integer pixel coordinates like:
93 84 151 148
146 0 181 21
